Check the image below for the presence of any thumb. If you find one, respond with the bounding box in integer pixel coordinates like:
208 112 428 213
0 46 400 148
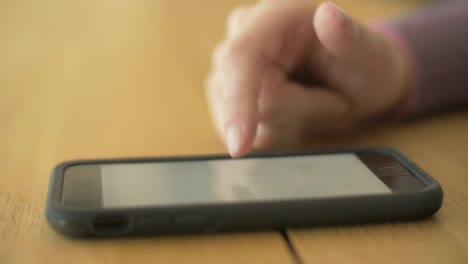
313 2 382 65
313 2 410 120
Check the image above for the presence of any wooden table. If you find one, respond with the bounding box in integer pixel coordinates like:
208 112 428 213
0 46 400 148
1 0 467 263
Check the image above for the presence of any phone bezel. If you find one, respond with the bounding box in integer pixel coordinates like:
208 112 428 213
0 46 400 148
61 149 427 208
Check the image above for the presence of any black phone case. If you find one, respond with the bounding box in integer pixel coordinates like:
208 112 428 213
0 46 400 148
46 147 443 237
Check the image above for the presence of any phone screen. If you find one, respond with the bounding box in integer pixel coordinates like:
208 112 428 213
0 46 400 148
92 153 393 208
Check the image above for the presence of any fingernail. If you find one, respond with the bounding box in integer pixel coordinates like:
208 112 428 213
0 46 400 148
326 1 343 16
327 2 353 30
227 124 241 157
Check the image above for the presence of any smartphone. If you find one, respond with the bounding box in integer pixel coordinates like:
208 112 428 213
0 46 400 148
46 148 443 237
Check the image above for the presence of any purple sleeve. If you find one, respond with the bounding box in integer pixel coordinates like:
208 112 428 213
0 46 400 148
387 1 468 116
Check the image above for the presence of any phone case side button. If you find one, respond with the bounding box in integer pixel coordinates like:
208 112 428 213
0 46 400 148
137 215 171 227
173 214 208 227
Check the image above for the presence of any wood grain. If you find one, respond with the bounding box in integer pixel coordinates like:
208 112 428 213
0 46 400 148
2 0 461 263
288 111 468 264
0 1 297 263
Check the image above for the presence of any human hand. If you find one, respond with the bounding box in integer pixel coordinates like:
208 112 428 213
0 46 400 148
206 0 411 157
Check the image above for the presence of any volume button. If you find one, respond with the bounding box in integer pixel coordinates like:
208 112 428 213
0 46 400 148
174 215 208 227
137 215 171 227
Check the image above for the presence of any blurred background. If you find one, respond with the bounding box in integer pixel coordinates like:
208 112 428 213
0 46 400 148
0 0 431 161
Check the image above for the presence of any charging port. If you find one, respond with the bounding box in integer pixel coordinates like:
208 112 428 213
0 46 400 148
92 214 129 234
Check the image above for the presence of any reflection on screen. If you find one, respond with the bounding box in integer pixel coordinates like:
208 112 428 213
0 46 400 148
100 154 391 208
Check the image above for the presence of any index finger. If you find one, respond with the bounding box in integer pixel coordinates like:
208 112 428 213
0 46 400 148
213 0 316 157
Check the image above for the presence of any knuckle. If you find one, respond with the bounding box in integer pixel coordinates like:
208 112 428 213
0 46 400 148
222 41 243 61
227 7 247 28
226 39 252 63
215 39 250 67
227 6 250 35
